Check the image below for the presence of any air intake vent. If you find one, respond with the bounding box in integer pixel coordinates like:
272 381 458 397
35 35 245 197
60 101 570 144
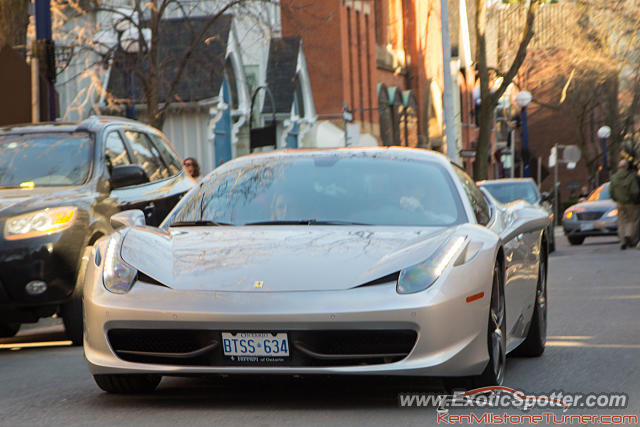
355 271 400 288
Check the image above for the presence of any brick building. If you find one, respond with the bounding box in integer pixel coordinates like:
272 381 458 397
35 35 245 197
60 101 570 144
488 2 611 202
281 0 477 158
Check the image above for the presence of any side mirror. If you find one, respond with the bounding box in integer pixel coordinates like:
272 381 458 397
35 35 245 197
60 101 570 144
541 192 552 202
110 210 146 229
110 165 149 189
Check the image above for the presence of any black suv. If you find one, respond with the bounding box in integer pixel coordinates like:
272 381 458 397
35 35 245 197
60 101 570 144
0 116 195 344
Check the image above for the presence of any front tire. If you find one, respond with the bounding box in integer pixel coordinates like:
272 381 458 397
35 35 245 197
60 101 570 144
567 236 584 245
444 262 506 390
513 250 547 357
62 246 91 346
477 263 507 385
93 374 161 394
0 322 20 338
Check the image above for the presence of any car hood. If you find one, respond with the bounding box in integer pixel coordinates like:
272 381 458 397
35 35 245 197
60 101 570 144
120 225 456 292
569 199 616 211
0 186 89 215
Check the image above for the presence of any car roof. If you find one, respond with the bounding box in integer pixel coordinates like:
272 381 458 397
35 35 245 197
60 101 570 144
213 146 454 170
0 116 156 135
477 178 536 186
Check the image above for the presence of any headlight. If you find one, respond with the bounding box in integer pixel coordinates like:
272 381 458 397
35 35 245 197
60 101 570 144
4 207 77 240
607 208 618 218
397 236 467 294
564 210 574 220
103 232 137 294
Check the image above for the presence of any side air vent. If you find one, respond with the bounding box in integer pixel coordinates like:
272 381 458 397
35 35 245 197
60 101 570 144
136 272 167 287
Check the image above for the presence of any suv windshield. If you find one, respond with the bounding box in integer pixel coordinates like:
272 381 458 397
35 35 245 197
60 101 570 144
164 154 466 227
481 181 539 204
0 132 93 187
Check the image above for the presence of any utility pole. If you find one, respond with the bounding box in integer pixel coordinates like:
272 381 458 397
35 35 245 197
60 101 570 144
553 143 559 226
440 0 458 163
31 56 39 123
343 102 353 147
510 125 515 178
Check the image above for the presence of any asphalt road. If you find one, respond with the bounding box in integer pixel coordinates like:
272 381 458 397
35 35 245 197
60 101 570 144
1 230 639 426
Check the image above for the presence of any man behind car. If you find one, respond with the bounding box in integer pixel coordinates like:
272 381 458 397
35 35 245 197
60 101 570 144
610 159 640 249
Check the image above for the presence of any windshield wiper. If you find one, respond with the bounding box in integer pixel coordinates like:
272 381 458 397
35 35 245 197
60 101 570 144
169 220 233 227
244 219 371 226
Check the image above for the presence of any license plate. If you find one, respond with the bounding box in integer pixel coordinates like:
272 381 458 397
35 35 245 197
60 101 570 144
580 223 594 231
221 332 289 357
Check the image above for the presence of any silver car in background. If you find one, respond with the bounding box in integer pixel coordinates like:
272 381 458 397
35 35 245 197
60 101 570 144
562 183 617 245
477 178 555 252
82 148 550 394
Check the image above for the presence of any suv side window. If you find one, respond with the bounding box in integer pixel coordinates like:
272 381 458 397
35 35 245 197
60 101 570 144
452 165 491 225
148 133 181 176
105 131 131 169
123 130 170 182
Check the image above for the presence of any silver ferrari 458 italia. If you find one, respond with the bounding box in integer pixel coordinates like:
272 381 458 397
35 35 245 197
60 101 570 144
83 148 550 393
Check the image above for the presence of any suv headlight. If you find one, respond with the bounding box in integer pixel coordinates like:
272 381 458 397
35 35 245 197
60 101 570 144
397 236 467 294
103 232 137 294
4 207 77 240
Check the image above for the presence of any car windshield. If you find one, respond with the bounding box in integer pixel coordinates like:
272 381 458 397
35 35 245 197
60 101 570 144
481 181 539 204
0 132 93 187
587 184 610 201
164 154 467 227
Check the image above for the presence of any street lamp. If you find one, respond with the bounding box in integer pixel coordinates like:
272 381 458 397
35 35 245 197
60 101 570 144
515 90 532 177
597 125 611 184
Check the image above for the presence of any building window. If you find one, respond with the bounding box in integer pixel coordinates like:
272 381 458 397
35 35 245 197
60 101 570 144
374 0 386 46
347 6 355 109
294 73 305 118
387 0 404 52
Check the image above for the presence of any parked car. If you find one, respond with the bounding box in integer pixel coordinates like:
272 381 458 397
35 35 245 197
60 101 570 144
562 183 617 245
0 116 194 344
477 178 555 252
83 147 550 394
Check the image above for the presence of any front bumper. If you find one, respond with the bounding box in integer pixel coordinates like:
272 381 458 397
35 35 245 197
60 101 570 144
0 227 83 321
562 218 617 237
84 245 495 378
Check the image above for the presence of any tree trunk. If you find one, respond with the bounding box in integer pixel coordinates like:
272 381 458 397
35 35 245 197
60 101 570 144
475 102 493 179
147 0 162 130
473 0 539 180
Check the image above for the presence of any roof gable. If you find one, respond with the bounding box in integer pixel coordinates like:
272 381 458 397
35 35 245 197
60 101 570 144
107 15 233 105
263 37 301 114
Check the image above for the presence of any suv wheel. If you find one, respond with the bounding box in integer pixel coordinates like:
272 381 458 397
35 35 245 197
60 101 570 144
567 236 584 245
0 322 20 338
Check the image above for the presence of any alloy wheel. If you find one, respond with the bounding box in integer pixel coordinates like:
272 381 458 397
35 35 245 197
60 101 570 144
489 266 506 384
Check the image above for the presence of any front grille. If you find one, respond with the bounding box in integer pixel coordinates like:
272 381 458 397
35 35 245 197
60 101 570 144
107 329 418 367
576 211 605 221
108 329 219 365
